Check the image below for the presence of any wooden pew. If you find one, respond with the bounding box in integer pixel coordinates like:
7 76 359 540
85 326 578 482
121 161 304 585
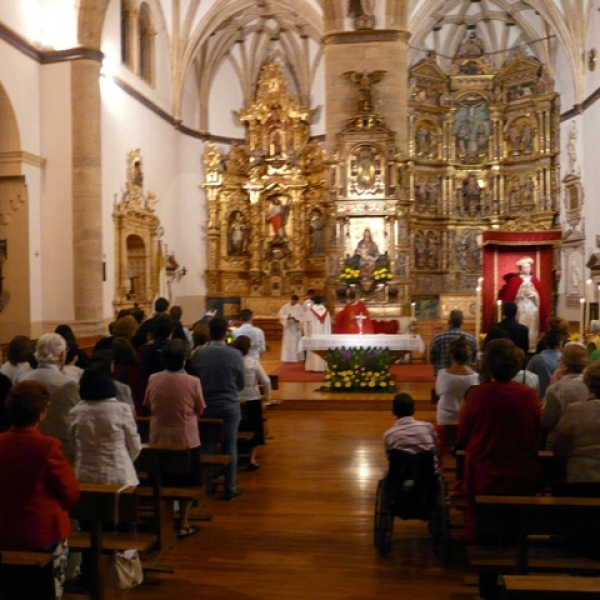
469 495 600 576
502 574 600 598
135 443 202 556
0 551 54 600
69 482 150 600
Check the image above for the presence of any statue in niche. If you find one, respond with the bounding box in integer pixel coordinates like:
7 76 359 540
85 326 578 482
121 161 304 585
476 122 489 155
414 176 429 210
228 211 249 256
509 177 521 207
354 228 381 279
521 123 534 153
503 257 544 352
309 211 325 256
522 176 535 208
266 195 290 238
414 233 427 270
462 172 482 215
505 121 521 154
456 230 481 272
428 176 440 209
569 253 582 296
132 160 143 187
455 121 471 156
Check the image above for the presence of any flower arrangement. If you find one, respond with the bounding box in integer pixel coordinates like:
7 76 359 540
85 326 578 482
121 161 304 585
341 265 361 285
320 347 396 393
373 267 393 282
569 332 581 342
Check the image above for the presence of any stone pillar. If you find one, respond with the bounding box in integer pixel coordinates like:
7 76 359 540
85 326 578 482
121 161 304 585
322 30 410 154
71 58 103 328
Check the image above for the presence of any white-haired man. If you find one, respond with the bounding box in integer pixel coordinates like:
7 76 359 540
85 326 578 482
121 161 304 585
18 333 80 464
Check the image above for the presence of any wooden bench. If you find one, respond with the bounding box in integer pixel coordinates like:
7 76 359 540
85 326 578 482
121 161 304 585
503 574 600 598
135 443 202 555
69 482 143 600
0 551 55 600
470 495 600 575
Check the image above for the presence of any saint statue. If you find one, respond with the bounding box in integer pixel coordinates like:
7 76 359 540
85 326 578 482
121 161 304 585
354 228 380 279
228 211 248 256
266 196 289 237
502 257 546 352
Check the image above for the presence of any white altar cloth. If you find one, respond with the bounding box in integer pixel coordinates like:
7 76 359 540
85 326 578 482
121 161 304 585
299 334 425 354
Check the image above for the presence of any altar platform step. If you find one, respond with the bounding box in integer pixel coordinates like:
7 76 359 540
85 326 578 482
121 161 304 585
269 381 434 413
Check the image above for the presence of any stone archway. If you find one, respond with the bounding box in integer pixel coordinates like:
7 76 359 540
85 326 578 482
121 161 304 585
0 81 30 340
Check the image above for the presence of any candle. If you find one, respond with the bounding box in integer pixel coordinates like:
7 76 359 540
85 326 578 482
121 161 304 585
580 297 585 341
475 286 482 345
411 302 416 319
496 299 502 322
586 279 593 333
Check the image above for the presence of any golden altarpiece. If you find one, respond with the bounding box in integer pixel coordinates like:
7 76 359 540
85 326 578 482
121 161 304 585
402 36 560 319
113 149 161 315
202 37 561 320
202 62 330 315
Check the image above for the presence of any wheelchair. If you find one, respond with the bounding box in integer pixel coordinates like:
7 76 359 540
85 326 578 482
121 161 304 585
373 448 450 557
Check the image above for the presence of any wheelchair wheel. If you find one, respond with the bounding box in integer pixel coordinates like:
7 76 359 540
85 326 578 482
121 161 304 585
429 474 450 555
374 478 393 556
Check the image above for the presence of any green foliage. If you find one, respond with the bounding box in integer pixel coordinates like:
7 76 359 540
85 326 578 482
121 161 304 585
319 346 396 393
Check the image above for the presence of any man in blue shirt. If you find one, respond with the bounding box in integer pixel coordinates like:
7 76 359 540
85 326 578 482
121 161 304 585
526 329 562 399
187 317 245 499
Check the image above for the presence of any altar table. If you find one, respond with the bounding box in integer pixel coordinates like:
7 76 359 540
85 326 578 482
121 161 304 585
299 334 425 362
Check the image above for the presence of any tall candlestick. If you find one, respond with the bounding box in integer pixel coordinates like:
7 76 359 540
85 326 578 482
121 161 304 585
475 286 482 345
496 299 502 322
411 302 416 319
586 279 593 334
580 297 585 341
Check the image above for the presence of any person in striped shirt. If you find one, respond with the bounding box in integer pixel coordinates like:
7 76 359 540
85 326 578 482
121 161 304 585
383 393 438 455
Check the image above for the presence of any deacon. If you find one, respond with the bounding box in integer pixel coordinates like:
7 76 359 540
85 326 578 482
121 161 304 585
301 296 331 372
278 295 304 362
333 290 374 334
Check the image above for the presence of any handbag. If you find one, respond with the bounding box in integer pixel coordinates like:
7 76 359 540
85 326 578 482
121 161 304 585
107 484 144 591
108 548 144 590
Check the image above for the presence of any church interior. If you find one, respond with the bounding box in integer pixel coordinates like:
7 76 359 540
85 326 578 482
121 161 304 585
3 1 600 598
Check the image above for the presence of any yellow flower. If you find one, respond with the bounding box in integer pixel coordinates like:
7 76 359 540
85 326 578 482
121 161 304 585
380 381 387 387
334 382 342 388
345 382 352 388
324 373 331 380
368 382 375 387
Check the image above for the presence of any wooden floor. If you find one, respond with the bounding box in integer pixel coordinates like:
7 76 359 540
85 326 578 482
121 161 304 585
118 409 472 600
104 342 474 600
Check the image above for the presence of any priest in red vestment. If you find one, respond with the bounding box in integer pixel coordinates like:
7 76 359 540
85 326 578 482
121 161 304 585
333 291 374 334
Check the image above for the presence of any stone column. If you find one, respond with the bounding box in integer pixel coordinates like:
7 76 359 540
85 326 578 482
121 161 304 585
322 30 410 154
71 58 103 328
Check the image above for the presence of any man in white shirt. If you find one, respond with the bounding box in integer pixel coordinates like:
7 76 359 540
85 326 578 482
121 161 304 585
278 295 304 362
301 296 331 372
232 309 266 361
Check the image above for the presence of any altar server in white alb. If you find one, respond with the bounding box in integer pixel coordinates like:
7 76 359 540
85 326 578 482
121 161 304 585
278 295 304 362
302 296 331 372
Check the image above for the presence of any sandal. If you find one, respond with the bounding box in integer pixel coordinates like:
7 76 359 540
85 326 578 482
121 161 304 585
177 526 200 540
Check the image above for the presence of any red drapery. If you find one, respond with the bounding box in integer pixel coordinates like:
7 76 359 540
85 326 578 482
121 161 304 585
481 231 561 334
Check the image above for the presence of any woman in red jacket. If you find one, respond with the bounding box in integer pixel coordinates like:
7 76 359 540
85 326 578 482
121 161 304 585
459 339 541 600
0 381 80 599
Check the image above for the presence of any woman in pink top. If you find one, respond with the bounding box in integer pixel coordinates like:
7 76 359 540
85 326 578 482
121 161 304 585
143 339 205 538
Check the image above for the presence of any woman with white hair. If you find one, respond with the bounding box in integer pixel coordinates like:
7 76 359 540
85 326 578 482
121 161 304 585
17 333 80 464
